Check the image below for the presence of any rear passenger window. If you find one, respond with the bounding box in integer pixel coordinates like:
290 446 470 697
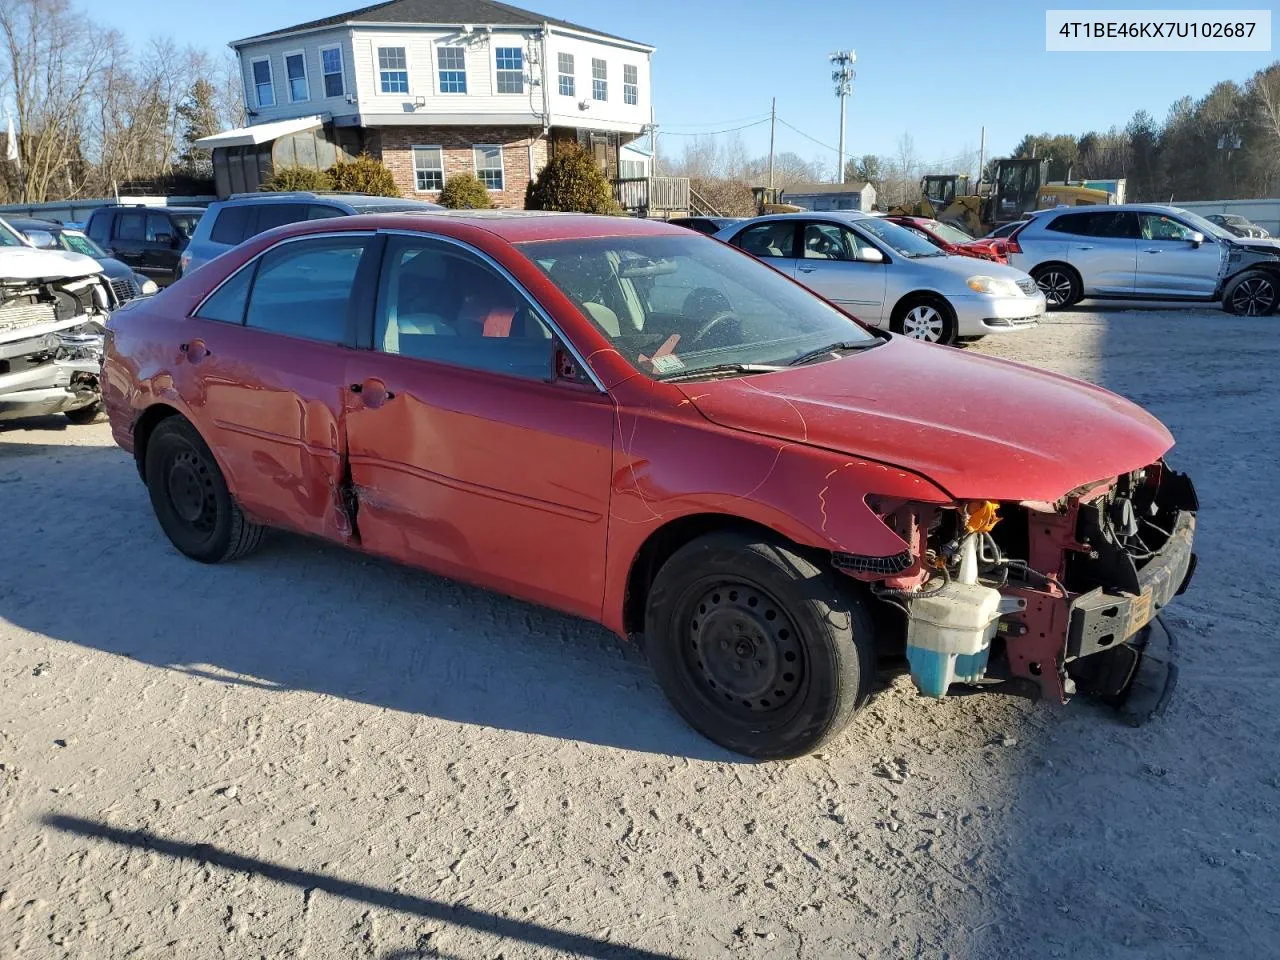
86 212 110 244
735 222 796 259
210 206 254 245
116 212 145 240
194 264 254 324
244 237 368 344
254 203 307 234
1046 211 1137 239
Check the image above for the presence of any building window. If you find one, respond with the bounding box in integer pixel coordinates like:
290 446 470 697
591 58 607 101
438 46 467 94
252 58 274 107
285 52 308 102
623 64 638 105
474 145 504 190
557 52 574 96
378 47 409 94
621 158 645 178
495 46 523 94
320 45 345 98
413 146 443 192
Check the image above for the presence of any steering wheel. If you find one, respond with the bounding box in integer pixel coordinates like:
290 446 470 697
688 310 741 350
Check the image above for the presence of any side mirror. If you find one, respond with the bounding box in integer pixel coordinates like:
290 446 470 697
859 246 886 263
26 230 56 249
154 233 175 246
1189 231 1205 247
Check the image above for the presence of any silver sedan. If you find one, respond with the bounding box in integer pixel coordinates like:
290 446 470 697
715 212 1045 344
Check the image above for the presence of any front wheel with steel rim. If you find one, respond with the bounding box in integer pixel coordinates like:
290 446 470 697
1223 270 1278 316
892 296 957 346
644 531 876 760
144 417 265 563
1031 264 1081 310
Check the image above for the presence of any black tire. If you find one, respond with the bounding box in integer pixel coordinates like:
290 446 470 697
64 401 104 425
144 417 265 563
891 295 958 346
1223 270 1278 316
644 531 876 760
1031 264 1081 310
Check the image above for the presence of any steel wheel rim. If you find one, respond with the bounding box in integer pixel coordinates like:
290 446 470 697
1037 271 1072 305
903 305 944 341
166 449 218 533
683 579 805 715
1233 277 1276 316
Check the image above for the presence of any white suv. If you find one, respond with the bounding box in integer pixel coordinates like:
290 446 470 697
1007 203 1280 315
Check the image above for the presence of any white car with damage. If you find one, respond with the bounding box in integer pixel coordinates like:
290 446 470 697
0 219 115 423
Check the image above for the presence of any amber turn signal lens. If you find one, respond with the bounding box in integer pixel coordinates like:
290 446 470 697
964 501 1000 534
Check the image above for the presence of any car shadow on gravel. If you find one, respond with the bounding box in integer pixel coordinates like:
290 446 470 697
1 442 737 761
43 815 679 960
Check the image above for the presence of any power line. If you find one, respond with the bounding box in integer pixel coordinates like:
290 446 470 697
657 118 772 137
776 117 841 154
660 113 772 129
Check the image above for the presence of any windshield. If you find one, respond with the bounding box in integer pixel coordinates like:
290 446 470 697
520 234 877 379
929 221 975 244
852 217 946 258
60 231 108 258
1169 207 1235 241
0 219 28 247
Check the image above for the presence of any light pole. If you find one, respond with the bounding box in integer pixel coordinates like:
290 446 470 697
830 50 855 183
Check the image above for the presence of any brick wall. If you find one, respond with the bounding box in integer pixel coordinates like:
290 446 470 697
373 126 548 208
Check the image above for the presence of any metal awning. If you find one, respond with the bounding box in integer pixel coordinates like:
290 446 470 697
194 115 325 149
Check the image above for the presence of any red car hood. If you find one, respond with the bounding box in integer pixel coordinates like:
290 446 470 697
679 338 1174 502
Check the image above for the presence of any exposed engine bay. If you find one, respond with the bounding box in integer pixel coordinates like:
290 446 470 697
0 270 114 423
847 461 1198 723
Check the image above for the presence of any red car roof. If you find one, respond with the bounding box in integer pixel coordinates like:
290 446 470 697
312 210 692 244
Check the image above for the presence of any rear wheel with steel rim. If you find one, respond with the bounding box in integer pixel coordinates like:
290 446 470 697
1031 264 1081 309
144 417 265 563
644 530 876 760
892 296 957 346
1223 270 1278 316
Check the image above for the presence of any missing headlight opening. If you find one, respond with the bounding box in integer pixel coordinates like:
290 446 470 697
851 463 1198 722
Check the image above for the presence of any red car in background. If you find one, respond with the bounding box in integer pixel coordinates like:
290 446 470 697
102 212 1197 759
883 215 1009 264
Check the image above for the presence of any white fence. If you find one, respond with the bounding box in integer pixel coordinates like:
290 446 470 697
1174 198 1280 234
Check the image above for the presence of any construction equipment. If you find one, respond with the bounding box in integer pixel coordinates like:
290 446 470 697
891 159 1125 237
751 186 804 215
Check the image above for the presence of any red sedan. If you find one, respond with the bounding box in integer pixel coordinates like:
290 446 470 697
882 215 1009 263
103 213 1197 759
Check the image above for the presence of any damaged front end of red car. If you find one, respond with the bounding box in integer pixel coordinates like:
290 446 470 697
841 460 1198 723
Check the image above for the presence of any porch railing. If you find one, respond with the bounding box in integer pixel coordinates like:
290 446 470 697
612 176 690 214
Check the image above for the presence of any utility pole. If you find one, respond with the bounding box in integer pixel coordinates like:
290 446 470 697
768 97 776 190
830 50 855 183
978 125 986 185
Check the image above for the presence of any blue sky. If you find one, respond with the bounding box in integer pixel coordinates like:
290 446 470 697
106 0 1276 170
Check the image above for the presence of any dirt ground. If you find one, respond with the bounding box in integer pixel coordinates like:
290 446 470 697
2 305 1278 960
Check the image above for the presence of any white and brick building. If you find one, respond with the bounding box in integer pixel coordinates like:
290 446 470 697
204 0 655 206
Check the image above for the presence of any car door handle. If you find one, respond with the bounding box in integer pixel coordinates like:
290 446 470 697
1143 248 1161 254
798 266 816 273
350 379 395 407
1073 245 1094 250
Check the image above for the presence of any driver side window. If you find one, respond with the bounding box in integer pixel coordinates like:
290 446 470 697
802 223 854 261
1140 214 1197 242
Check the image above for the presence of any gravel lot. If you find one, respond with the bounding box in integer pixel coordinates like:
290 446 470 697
2 305 1278 960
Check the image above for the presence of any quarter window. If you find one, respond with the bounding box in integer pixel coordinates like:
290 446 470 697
244 237 369 344
285 52 308 102
320 45 345 98
735 222 796 259
195 264 254 324
438 46 467 93
623 64 638 105
378 47 409 94
252 58 274 107
495 46 523 94
557 52 574 96
474 145 504 191
210 206 254 245
1046 211 1138 239
592 58 607 101
373 236 553 379
413 146 444 191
